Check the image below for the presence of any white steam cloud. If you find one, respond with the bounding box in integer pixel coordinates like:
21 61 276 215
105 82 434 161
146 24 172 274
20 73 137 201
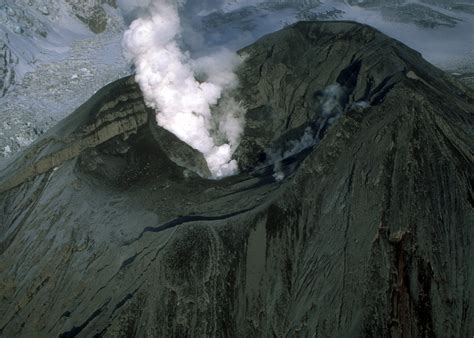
122 0 246 178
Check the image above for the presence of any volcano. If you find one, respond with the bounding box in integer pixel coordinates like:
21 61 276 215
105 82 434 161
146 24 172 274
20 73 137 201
0 21 473 337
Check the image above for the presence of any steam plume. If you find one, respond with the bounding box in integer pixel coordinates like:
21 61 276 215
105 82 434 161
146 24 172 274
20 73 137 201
122 0 245 178
270 84 347 181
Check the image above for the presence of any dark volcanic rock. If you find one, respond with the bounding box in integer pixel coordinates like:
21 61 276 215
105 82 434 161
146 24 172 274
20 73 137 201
0 39 16 97
67 0 117 33
0 21 473 337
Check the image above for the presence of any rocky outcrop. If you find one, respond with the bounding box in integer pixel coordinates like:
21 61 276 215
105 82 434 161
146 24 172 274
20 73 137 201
271 0 322 6
344 0 466 26
0 21 473 337
0 0 120 38
0 0 124 100
67 0 117 33
0 2 49 38
0 39 16 97
380 3 461 28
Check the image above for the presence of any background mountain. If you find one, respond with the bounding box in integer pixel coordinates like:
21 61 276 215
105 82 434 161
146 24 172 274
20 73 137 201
1 21 472 337
0 0 129 163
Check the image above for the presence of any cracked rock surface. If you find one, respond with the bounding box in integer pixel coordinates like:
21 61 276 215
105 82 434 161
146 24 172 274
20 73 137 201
0 21 473 337
0 39 16 97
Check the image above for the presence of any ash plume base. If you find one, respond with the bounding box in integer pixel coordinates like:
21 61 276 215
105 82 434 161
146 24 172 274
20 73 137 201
122 0 246 179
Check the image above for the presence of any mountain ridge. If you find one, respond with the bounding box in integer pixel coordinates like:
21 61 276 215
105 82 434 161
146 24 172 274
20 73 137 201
0 20 473 337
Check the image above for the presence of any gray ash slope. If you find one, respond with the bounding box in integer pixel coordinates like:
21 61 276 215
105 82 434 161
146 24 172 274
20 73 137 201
0 21 473 337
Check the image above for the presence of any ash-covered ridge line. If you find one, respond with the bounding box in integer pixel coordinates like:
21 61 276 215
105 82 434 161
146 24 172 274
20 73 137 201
0 77 149 193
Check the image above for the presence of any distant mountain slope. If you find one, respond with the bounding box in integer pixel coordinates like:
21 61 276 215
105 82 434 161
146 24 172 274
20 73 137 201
1 21 472 336
0 0 129 163
0 0 124 96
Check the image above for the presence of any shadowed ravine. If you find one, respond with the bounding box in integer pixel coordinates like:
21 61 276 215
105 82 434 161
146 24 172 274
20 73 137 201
0 21 473 337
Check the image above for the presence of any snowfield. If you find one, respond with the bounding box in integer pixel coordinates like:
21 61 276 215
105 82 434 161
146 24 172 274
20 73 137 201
0 1 130 166
0 31 131 166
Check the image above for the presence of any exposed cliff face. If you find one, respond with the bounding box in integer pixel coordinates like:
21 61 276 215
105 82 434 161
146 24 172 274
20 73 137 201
66 0 118 33
0 0 119 36
0 21 473 337
0 40 16 97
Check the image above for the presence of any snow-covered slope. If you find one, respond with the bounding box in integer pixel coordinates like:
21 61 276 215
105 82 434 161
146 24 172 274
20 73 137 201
0 0 130 162
0 0 125 96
